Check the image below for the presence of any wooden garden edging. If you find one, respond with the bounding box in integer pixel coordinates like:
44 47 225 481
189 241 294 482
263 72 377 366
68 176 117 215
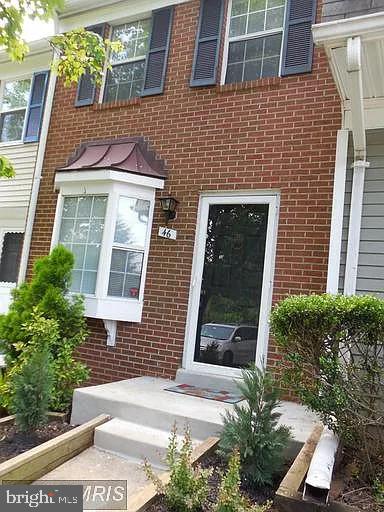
0 411 67 427
0 414 110 484
275 424 359 512
128 436 220 512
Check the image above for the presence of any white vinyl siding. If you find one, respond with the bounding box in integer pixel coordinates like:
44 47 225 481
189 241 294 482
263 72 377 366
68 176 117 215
0 142 38 210
339 130 384 297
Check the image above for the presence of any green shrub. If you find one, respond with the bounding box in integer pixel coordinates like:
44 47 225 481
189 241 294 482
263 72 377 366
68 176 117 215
11 317 54 431
270 293 384 481
214 451 272 512
373 478 384 505
0 246 89 412
144 424 212 512
218 365 291 488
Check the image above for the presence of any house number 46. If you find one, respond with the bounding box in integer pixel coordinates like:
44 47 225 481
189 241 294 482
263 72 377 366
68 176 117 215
158 226 177 240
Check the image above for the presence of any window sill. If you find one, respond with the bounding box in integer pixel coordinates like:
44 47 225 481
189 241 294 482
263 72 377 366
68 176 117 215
216 76 283 94
85 295 143 322
93 97 141 111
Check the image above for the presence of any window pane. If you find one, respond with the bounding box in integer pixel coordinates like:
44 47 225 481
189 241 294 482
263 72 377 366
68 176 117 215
0 232 23 283
0 110 25 142
229 15 247 37
250 0 267 11
265 6 285 30
225 63 243 84
2 79 31 111
108 249 143 299
232 0 248 16
228 41 246 64
248 11 265 34
110 19 151 63
244 59 262 81
58 196 107 295
104 61 145 103
114 197 150 248
225 34 282 85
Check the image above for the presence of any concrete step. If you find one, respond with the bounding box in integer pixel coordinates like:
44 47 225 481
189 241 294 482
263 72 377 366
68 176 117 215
71 377 233 440
94 418 198 467
175 368 242 394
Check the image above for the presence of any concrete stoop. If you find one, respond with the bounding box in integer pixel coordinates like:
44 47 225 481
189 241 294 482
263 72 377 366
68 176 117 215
71 376 317 468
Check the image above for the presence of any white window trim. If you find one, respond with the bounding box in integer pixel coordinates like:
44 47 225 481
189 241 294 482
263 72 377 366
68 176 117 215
99 18 151 104
0 75 32 145
52 169 164 322
220 0 287 85
0 228 24 286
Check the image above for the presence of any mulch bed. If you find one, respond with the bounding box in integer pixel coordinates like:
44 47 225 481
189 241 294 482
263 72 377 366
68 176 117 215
0 420 74 464
146 453 281 511
331 476 384 511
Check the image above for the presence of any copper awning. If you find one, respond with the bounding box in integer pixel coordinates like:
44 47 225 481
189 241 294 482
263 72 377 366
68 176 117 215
57 137 167 180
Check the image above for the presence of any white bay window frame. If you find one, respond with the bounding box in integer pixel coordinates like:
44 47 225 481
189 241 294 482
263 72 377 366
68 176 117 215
52 169 164 323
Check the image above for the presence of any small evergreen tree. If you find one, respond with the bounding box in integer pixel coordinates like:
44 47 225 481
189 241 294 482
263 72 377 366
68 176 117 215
12 337 53 432
0 246 89 411
218 366 291 488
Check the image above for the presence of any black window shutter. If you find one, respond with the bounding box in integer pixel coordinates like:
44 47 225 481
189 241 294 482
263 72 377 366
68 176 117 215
190 0 224 87
75 24 106 107
142 7 174 96
281 0 317 76
23 70 49 143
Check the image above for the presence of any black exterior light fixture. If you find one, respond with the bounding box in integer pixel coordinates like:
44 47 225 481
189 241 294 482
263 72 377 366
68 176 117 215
160 197 179 223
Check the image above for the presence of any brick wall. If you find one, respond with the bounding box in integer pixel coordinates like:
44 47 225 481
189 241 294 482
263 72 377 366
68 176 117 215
28 0 341 385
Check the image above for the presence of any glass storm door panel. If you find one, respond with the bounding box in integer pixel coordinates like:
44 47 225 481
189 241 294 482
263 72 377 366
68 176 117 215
194 203 269 369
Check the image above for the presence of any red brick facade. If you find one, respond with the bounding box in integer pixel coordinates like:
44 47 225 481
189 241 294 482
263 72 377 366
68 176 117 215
28 0 341 385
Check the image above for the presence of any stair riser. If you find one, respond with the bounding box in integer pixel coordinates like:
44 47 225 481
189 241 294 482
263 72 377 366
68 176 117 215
94 430 168 465
71 391 222 439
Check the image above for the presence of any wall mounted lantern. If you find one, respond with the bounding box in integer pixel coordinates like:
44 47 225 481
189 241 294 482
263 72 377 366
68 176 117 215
159 197 179 223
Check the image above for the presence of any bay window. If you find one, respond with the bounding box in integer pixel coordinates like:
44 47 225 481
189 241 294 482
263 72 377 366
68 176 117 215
53 169 162 323
224 0 287 84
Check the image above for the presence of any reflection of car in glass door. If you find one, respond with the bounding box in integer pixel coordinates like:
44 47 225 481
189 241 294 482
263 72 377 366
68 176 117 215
199 323 257 367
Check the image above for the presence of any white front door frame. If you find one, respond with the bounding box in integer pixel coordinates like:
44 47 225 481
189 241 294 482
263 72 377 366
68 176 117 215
182 190 280 379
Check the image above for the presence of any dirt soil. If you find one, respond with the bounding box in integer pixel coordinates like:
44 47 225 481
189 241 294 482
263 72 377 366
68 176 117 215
0 421 74 463
331 463 384 511
146 453 281 511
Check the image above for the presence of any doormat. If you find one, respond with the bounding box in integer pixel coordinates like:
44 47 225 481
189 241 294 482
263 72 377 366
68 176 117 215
165 383 243 403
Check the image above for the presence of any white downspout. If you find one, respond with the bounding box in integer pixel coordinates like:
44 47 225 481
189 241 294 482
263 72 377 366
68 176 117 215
326 129 349 294
18 69 57 283
343 36 369 296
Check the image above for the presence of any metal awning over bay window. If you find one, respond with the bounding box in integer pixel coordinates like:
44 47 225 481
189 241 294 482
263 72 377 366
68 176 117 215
52 138 166 342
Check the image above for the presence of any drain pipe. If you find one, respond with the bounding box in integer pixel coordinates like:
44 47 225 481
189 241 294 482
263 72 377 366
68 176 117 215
18 60 57 284
304 36 368 505
303 427 339 504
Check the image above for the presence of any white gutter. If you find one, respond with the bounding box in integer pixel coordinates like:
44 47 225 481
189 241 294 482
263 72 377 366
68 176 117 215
313 11 384 45
18 60 57 284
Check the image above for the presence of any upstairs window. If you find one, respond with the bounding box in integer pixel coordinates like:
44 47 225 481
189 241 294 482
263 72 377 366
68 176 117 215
0 79 31 143
104 19 151 103
225 0 286 84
